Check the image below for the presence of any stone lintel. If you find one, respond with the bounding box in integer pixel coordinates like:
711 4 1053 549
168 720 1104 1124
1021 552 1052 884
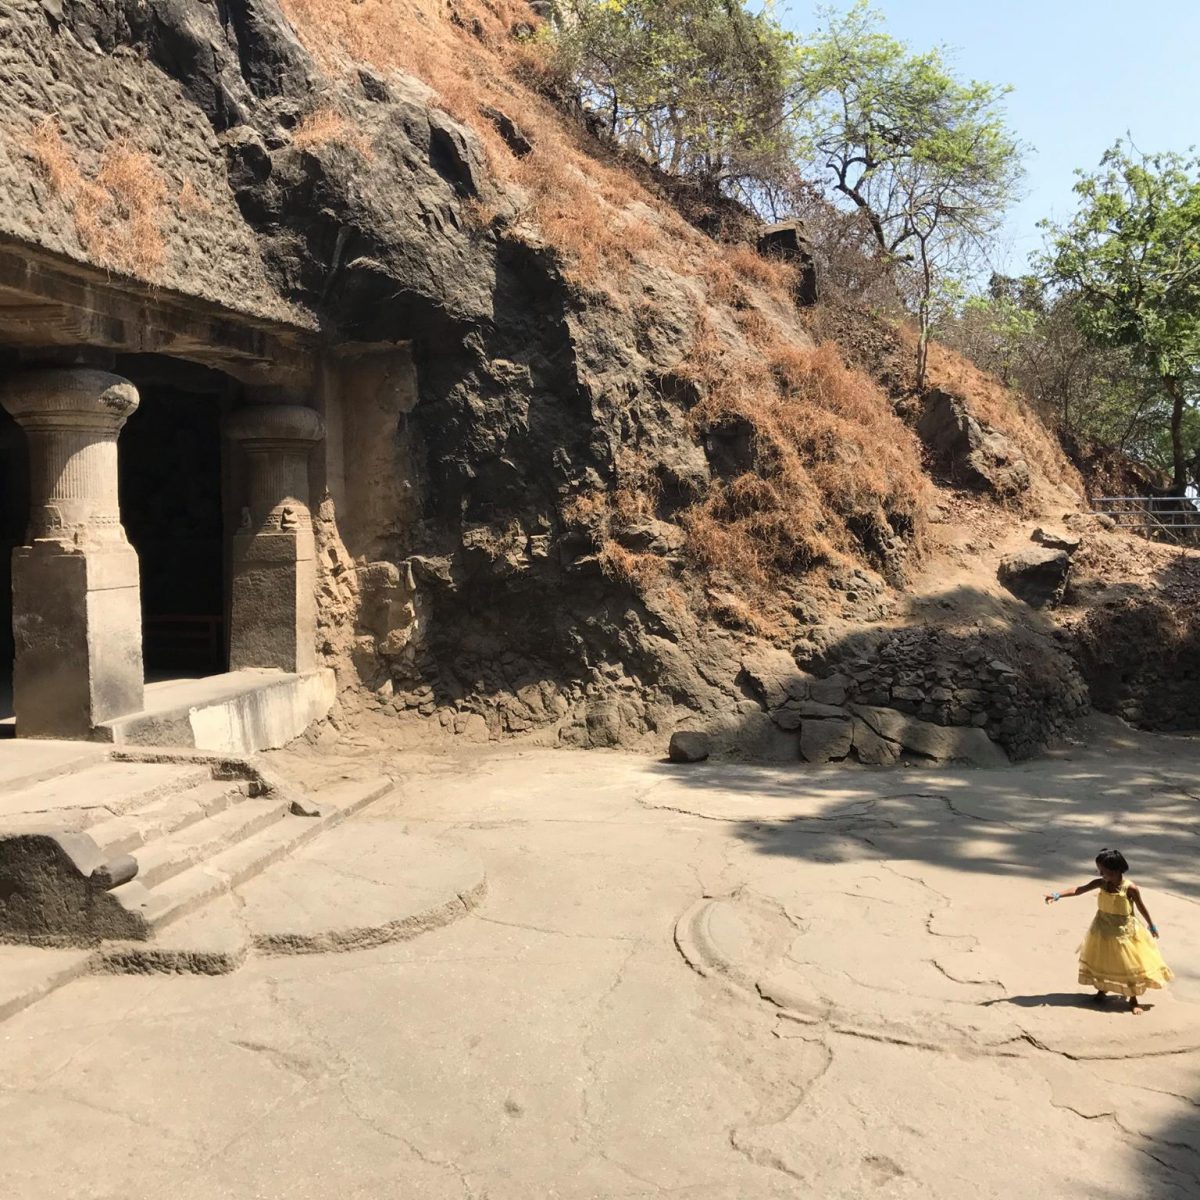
0 240 317 389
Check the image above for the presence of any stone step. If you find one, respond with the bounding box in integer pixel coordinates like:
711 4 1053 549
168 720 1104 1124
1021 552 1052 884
130 796 293 890
93 822 485 976
0 741 105 794
83 779 253 858
0 760 214 833
97 668 336 754
105 778 393 938
91 896 250 977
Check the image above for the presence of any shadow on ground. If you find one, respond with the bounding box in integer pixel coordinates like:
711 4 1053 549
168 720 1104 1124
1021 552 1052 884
646 737 1200 1197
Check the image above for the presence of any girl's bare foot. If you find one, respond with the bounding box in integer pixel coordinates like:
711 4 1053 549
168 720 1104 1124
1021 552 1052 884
1129 998 1144 1015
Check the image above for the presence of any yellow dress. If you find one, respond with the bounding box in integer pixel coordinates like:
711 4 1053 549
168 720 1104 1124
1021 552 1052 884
1078 881 1173 997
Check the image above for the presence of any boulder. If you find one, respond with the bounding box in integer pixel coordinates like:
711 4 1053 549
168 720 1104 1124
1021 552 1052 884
740 648 812 709
998 547 1071 609
850 717 900 766
850 704 1008 766
668 730 711 762
915 390 1031 498
799 717 853 763
810 672 850 705
1032 527 1082 554
755 221 819 306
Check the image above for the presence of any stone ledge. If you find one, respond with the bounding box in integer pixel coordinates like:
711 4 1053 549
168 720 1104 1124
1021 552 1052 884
96 668 336 754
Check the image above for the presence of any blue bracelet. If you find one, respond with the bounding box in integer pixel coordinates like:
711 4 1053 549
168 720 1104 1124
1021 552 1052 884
1149 923 1159 935
1052 892 1061 901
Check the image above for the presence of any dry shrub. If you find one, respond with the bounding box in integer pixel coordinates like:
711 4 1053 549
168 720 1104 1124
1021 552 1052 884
292 106 375 159
612 486 655 524
705 589 784 638
561 490 609 528
29 116 83 194
723 242 796 299
28 118 167 278
598 540 667 588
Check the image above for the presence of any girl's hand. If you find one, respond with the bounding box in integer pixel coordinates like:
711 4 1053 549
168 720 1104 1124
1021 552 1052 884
1148 922 1160 939
1044 892 1060 905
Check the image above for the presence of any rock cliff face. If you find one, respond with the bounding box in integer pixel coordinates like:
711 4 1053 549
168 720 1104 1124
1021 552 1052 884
5 0 1180 761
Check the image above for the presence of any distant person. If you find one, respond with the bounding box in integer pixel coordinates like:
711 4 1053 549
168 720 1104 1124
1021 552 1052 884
1044 849 1173 1015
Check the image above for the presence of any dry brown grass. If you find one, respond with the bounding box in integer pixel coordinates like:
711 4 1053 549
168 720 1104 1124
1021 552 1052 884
291 106 375 158
678 318 928 610
175 177 215 216
277 0 713 286
28 118 167 279
29 116 83 194
598 540 668 589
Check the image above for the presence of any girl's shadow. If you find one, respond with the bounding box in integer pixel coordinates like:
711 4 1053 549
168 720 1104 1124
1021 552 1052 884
982 992 1155 1014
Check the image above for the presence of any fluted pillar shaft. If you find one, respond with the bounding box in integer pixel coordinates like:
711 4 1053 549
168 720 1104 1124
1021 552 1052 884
224 405 323 674
0 368 144 737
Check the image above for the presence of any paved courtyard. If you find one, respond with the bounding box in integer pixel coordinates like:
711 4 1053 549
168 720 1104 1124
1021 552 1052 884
2 726 1199 1199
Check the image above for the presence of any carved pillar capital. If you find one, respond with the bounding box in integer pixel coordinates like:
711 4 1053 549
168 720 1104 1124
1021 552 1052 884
0 367 139 545
224 404 324 532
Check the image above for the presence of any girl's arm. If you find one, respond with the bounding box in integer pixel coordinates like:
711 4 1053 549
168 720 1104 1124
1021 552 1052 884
1044 879 1102 904
1127 885 1159 936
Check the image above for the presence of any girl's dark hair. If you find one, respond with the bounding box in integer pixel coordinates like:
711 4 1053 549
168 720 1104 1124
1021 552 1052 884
1096 848 1129 873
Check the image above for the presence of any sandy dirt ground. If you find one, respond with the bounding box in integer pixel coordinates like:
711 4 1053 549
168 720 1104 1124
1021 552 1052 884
2 723 1199 1199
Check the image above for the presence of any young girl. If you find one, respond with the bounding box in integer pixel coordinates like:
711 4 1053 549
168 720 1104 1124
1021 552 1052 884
1044 849 1173 1014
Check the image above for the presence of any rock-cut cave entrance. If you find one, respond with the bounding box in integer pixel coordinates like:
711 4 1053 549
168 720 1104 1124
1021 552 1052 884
116 355 234 680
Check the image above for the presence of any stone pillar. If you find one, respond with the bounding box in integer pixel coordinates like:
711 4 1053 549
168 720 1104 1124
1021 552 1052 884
224 405 324 674
0 368 144 738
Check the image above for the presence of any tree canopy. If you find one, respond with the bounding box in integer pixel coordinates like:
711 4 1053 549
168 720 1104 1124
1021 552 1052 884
552 0 799 204
793 3 1023 385
1041 142 1200 492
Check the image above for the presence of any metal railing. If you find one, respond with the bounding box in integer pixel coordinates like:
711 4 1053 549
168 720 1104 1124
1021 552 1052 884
1092 496 1200 545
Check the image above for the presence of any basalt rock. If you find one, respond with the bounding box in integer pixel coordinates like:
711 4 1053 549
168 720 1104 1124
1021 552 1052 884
916 389 1031 498
668 730 711 763
998 547 1072 609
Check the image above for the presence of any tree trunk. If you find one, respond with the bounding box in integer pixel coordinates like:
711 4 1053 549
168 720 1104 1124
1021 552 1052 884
915 243 933 391
1165 373 1186 495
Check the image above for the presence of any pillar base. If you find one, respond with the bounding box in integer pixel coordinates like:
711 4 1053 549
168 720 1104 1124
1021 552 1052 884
11 541 144 739
229 530 316 675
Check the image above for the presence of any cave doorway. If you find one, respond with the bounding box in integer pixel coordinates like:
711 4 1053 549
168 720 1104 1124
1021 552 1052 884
0 399 28 730
117 356 236 680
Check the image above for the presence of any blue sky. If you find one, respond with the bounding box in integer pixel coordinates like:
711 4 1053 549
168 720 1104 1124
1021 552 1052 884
781 0 1200 277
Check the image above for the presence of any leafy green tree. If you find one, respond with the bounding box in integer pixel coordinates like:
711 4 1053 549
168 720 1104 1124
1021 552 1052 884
793 2 1023 386
552 0 799 204
942 277 1165 465
1042 142 1200 494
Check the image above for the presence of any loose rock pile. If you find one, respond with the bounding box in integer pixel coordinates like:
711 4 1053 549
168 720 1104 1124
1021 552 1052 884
741 626 1089 764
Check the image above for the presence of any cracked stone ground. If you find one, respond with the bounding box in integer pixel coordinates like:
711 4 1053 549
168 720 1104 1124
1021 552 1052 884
3 729 1200 1199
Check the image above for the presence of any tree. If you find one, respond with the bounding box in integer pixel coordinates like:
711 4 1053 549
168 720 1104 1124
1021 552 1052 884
794 2 1023 386
941 276 1165 466
1042 142 1200 494
552 0 799 205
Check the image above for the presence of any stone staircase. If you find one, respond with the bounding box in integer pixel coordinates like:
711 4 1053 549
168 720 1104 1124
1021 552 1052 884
0 740 487 1025
0 744 388 950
